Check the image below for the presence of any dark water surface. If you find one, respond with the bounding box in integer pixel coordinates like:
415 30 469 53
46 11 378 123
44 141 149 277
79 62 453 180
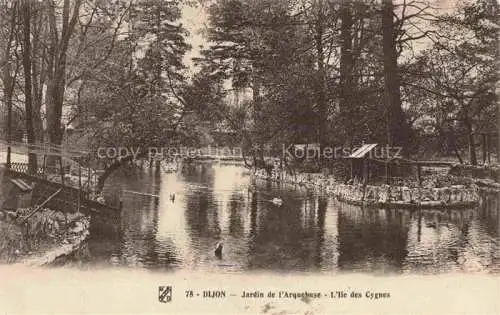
86 164 499 274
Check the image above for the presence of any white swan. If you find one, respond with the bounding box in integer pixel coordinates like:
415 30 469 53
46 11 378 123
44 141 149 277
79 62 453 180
96 195 105 204
271 197 283 206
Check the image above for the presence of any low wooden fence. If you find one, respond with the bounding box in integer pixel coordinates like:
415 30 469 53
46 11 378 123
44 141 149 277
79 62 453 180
8 162 71 178
9 162 46 177
5 169 120 222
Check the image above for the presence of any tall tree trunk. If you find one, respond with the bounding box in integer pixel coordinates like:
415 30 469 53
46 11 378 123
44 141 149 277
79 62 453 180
252 75 264 163
382 0 409 157
1 1 18 168
155 6 162 96
21 0 37 174
315 0 326 159
498 96 500 163
31 4 45 143
2 57 14 168
46 71 65 146
468 134 477 165
45 0 82 167
465 120 477 165
340 0 354 145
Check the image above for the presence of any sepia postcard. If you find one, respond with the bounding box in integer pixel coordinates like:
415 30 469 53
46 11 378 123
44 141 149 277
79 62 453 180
0 0 498 314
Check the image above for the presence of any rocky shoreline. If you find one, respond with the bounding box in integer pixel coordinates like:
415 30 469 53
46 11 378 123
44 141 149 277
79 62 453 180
0 209 90 267
253 169 481 209
19 217 90 267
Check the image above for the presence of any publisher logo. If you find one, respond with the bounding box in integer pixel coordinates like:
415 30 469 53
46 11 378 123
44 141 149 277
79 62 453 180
159 286 172 303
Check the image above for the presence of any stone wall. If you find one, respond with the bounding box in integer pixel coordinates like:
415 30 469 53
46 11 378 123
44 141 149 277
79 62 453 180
329 184 479 208
254 169 480 209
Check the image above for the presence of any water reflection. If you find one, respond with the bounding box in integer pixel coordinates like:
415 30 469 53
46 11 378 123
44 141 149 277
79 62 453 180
337 206 410 273
87 164 499 274
404 204 500 274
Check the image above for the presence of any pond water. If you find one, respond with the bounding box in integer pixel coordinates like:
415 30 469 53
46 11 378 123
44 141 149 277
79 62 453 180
85 163 499 274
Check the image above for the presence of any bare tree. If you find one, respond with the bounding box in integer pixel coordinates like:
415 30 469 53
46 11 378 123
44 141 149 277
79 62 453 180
20 0 37 173
0 0 20 167
382 0 409 157
339 0 354 145
45 0 83 152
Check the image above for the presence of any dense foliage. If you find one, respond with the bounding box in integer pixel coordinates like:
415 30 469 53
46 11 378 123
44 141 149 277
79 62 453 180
0 0 498 184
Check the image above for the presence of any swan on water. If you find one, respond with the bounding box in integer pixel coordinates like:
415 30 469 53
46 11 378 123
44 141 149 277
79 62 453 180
96 195 105 204
271 197 283 206
214 241 223 257
426 222 437 228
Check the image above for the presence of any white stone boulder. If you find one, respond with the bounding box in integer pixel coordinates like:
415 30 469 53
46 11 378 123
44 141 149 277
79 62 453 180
365 186 378 202
389 186 402 202
450 188 461 203
420 188 432 201
432 188 440 201
401 186 411 203
439 188 451 204
410 188 420 203
378 185 390 203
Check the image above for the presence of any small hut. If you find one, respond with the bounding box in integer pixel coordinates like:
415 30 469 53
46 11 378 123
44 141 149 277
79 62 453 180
1 178 33 211
346 143 422 185
346 143 378 184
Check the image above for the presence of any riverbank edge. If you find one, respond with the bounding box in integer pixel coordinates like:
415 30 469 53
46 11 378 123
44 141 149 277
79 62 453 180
13 214 90 267
252 170 480 209
449 164 500 183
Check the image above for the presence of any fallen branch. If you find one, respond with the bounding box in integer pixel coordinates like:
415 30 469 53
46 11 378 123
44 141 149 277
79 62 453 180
18 188 63 224
123 190 159 199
